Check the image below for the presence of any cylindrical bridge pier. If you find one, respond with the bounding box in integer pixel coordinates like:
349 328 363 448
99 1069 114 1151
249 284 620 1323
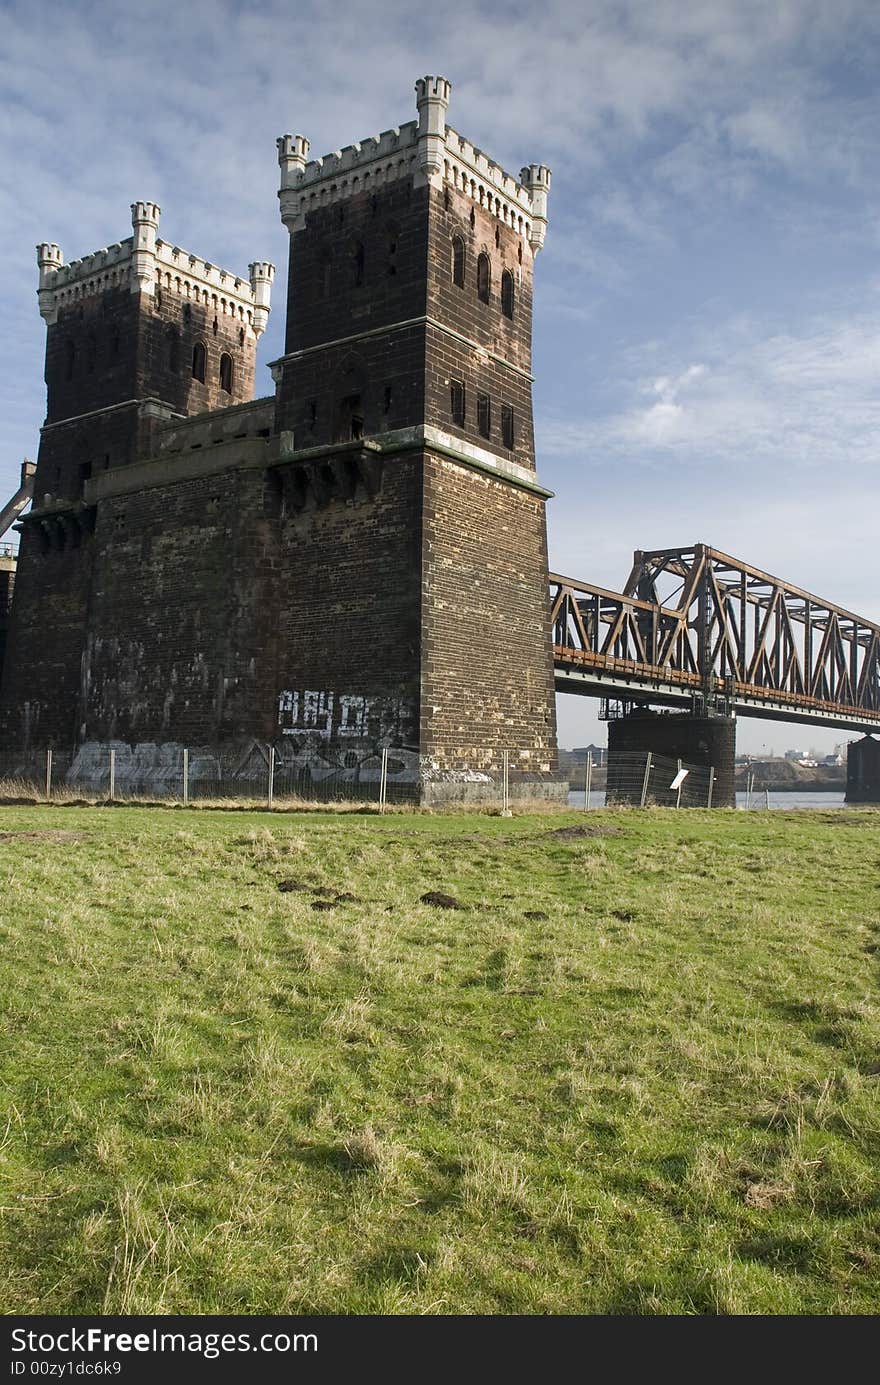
606 709 736 807
845 735 880 803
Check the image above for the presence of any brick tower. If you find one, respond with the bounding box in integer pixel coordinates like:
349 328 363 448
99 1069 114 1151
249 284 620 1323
271 75 560 798
1 205 273 749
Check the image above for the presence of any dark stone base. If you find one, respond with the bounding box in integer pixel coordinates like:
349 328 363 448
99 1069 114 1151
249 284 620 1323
846 735 880 803
606 710 736 808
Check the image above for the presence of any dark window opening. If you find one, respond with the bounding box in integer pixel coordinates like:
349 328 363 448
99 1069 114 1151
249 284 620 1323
469 207 475 229
383 385 392 415
239 327 245 347
78 461 92 492
495 226 500 248
183 303 192 323
212 317 219 336
450 378 466 426
388 238 397 276
335 393 364 442
64 340 75 381
518 242 523 265
501 403 515 449
452 235 465 288
477 252 491 304
192 341 207 383
501 270 515 320
219 353 234 394
477 392 491 438
307 399 317 430
351 240 365 287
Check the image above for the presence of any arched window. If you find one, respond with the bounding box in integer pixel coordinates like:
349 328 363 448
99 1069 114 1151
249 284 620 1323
477 252 490 304
450 378 466 426
387 226 399 278
192 341 206 383
452 236 465 288
477 392 491 438
501 270 515 320
219 353 233 394
351 239 365 287
64 339 75 381
168 329 180 373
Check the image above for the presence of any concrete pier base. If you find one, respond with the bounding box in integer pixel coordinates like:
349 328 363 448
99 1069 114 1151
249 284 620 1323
845 735 880 803
606 710 736 807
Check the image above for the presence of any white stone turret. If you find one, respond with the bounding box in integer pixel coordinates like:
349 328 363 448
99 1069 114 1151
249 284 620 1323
36 243 64 323
519 165 551 254
277 134 311 233
130 200 161 295
248 261 275 337
278 134 310 188
415 74 451 183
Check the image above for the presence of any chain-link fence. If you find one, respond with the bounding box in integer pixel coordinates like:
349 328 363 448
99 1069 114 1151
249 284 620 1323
604 749 717 807
0 744 722 810
0 744 424 807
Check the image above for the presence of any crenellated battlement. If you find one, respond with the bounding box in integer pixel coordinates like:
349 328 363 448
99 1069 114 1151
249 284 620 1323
35 206 275 336
277 76 551 252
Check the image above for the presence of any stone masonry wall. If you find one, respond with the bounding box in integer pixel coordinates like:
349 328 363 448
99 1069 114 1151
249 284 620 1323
420 452 558 773
273 449 423 777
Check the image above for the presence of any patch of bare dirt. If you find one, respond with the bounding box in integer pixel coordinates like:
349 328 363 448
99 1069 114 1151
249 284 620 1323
420 891 463 910
0 830 90 842
545 824 623 841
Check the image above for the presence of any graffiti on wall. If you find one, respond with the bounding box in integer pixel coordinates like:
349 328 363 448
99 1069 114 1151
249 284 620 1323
276 687 418 781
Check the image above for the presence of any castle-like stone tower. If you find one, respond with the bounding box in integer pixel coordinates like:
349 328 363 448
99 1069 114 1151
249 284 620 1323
1 76 560 800
270 76 558 792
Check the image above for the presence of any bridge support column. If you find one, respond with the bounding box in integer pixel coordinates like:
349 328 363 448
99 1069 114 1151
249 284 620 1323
606 709 736 807
845 735 880 803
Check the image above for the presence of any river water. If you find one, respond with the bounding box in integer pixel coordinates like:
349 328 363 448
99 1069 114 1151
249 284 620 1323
567 790 848 811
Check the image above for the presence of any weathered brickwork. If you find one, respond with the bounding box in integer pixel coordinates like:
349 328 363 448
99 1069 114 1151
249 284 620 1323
420 454 557 771
2 75 562 799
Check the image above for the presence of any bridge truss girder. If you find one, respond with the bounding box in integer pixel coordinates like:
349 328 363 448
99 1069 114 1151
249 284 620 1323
550 543 880 732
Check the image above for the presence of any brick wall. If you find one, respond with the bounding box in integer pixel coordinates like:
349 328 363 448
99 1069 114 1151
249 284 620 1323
420 452 557 772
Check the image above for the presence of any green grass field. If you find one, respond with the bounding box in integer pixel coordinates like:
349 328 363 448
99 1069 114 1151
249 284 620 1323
1 802 879 1314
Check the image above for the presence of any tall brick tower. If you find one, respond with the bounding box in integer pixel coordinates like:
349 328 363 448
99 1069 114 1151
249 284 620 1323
2 204 273 748
272 75 560 797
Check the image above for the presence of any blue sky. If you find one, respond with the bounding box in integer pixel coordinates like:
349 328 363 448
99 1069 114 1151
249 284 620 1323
2 0 878 754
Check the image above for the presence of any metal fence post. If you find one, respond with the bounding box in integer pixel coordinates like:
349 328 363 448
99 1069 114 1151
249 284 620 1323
109 748 116 802
707 767 715 809
675 758 683 809
183 748 189 806
501 749 512 817
583 753 593 810
639 752 653 808
764 787 771 809
45 747 53 802
268 745 275 810
378 747 388 813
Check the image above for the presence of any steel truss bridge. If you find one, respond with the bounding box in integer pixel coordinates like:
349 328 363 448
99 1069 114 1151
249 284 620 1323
551 544 880 733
